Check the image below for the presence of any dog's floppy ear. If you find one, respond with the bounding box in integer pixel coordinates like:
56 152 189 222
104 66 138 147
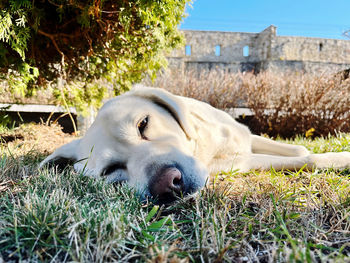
40 139 80 170
131 86 196 139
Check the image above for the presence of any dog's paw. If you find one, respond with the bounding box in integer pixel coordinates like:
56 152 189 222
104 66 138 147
310 152 350 169
293 145 309 157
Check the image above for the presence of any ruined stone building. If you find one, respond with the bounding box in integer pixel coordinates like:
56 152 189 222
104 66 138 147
168 25 350 74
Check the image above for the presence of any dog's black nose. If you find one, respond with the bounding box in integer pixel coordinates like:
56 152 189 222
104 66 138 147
149 166 185 203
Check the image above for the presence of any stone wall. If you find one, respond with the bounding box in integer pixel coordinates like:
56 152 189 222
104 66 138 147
272 36 350 64
168 25 350 74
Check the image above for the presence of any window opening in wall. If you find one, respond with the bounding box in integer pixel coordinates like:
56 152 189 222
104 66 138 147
243 45 249 57
215 45 221 56
185 45 191 56
319 43 323 52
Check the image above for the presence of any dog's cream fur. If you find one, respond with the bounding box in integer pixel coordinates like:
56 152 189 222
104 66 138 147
41 86 350 198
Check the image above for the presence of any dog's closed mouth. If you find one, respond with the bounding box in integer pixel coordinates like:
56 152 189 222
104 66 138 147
152 191 182 205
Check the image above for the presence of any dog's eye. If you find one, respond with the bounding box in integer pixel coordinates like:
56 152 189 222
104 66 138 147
137 116 149 139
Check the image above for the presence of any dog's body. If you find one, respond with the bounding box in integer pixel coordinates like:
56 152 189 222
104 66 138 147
41 86 350 203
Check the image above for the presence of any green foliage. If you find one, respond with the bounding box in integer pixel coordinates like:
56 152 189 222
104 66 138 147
0 0 190 111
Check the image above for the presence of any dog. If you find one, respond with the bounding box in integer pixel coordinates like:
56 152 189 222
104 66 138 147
40 86 350 203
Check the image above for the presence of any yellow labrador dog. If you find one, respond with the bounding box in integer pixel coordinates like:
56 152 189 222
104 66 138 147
41 86 350 203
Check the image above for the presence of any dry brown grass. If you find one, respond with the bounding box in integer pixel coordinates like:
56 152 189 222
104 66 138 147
0 124 76 192
0 123 75 156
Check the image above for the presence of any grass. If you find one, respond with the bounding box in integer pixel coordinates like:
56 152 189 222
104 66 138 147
1 124 350 262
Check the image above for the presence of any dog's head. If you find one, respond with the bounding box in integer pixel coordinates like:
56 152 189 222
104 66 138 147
40 86 208 204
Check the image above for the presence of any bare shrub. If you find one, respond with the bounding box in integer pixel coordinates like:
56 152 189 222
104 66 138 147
143 69 243 109
145 69 350 138
242 71 350 137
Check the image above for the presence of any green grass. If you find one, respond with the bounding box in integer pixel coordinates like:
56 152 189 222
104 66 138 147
1 132 350 262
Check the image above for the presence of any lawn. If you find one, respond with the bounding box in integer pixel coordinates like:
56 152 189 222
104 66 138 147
1 124 350 262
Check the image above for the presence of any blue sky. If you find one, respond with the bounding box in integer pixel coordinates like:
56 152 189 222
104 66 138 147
180 0 350 40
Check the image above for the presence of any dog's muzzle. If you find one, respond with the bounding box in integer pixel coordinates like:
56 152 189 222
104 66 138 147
127 144 209 204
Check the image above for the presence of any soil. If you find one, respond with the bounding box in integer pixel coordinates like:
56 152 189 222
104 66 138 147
0 123 76 156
